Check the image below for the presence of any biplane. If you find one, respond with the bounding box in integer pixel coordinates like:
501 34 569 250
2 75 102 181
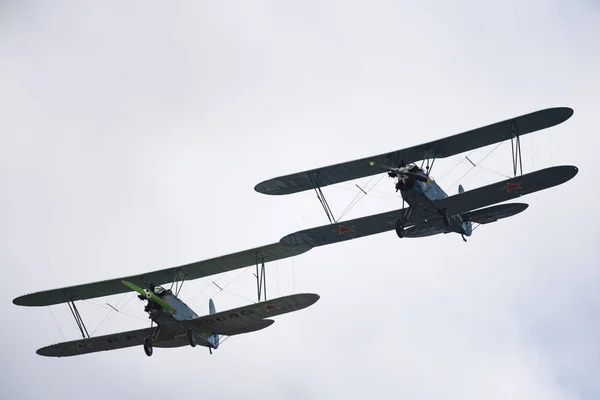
255 107 578 246
13 242 318 357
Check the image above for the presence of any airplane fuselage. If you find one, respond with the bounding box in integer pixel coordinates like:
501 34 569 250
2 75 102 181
144 290 217 348
398 174 469 237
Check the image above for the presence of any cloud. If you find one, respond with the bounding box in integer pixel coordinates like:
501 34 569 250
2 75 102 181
1 1 598 399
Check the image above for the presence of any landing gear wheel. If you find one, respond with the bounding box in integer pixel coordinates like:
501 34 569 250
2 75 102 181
143 336 153 357
441 208 451 227
395 219 405 239
187 329 197 347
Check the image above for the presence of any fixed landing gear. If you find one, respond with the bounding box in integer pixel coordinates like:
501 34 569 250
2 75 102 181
395 219 405 239
441 208 451 227
187 329 197 347
461 234 467 243
143 336 153 357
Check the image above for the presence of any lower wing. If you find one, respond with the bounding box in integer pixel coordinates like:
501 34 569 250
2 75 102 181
280 166 576 247
36 327 155 357
182 293 319 335
36 293 319 357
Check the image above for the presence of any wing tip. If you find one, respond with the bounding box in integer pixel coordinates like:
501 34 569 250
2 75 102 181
543 106 574 125
13 294 33 307
254 180 285 195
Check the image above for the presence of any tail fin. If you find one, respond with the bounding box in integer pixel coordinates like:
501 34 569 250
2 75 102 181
208 299 220 349
459 185 473 236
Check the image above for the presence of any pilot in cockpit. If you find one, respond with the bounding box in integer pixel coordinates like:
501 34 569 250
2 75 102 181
153 286 167 298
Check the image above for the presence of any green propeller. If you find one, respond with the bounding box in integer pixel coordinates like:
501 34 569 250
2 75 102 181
121 280 177 313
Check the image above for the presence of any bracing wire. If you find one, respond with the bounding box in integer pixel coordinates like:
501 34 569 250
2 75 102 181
192 265 254 309
48 308 66 340
336 174 388 221
445 142 505 191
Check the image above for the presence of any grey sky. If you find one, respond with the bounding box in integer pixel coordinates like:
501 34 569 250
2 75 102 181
1 1 599 399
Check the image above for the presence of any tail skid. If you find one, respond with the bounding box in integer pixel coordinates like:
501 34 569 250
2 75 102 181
208 299 220 353
458 185 473 240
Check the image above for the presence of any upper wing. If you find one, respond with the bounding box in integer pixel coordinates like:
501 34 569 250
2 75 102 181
279 166 577 247
182 293 319 335
14 243 312 307
463 203 528 224
255 107 573 195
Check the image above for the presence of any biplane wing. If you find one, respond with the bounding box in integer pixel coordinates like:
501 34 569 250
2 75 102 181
180 293 319 334
403 203 529 238
36 293 318 357
255 107 573 195
37 327 155 357
13 243 312 307
280 166 577 247
438 165 577 217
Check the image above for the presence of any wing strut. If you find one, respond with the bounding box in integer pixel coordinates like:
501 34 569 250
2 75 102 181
67 300 90 339
309 172 338 224
314 186 337 224
253 252 267 302
510 119 523 176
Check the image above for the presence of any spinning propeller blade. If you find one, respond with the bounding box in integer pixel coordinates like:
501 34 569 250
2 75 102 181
368 161 431 182
121 280 177 313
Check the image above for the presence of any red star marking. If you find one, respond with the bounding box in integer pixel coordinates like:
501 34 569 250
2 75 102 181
333 224 355 235
506 182 523 193
74 343 90 350
265 304 279 311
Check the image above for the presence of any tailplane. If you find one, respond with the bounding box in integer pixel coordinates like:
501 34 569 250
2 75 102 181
458 185 473 237
208 299 220 350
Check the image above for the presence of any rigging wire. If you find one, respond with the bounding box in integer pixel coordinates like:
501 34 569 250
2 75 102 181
89 293 130 335
82 298 148 323
437 149 478 180
276 260 279 297
445 142 506 191
192 265 254 309
337 174 386 221
336 175 376 220
292 257 296 294
48 308 66 340
90 295 136 335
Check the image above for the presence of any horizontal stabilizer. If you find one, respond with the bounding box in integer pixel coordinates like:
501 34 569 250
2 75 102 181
463 203 528 224
217 319 274 336
403 223 449 238
255 107 573 195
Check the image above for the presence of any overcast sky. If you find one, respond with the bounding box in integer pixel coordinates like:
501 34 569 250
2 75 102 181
1 1 599 399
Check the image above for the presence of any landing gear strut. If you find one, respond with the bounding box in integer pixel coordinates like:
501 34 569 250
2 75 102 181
441 208 451 227
187 329 197 347
395 219 405 238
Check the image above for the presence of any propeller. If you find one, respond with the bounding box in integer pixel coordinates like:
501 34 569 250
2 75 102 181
369 161 431 183
121 280 177 314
